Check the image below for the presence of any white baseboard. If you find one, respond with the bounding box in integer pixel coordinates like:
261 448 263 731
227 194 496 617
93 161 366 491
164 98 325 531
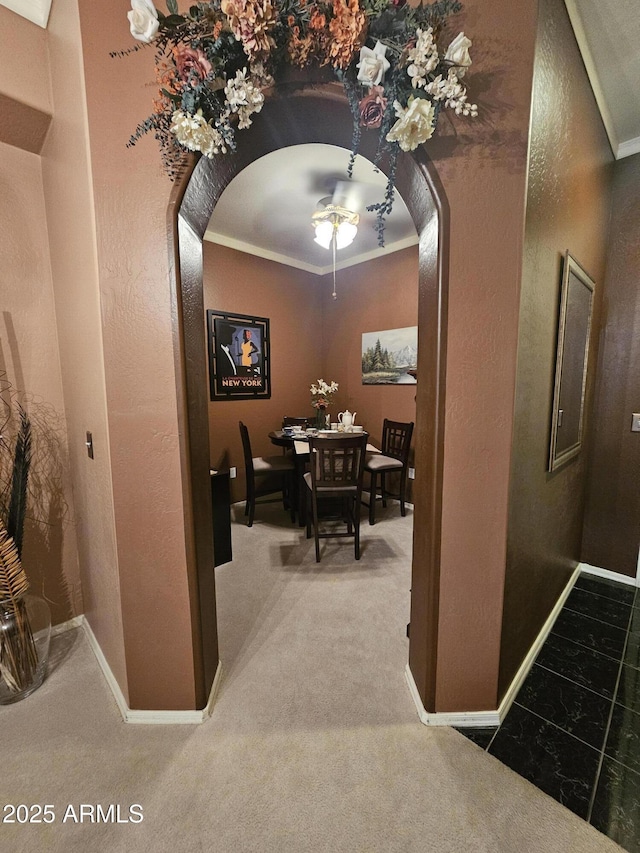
54 614 222 724
404 664 501 727
124 661 222 725
50 614 85 637
496 564 581 721
578 561 640 588
406 564 581 728
81 615 130 720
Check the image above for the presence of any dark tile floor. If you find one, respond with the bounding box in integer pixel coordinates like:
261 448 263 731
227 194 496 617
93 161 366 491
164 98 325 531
457 572 640 852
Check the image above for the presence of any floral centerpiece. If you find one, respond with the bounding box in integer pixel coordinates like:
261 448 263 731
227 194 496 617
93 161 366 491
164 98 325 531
310 378 338 428
118 0 477 242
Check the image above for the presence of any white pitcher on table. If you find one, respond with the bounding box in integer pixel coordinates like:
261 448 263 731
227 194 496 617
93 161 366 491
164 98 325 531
338 409 356 430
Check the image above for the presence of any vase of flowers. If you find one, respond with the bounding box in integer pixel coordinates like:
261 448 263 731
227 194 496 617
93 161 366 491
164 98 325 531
0 588 51 705
310 379 338 430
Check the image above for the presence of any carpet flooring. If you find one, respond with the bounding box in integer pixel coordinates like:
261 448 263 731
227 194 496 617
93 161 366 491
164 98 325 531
0 503 622 852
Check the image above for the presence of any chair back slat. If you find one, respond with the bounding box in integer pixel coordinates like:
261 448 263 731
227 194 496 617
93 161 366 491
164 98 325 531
381 419 414 462
309 434 367 488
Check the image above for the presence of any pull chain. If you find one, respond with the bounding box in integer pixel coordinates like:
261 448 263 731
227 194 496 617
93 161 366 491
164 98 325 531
331 227 337 300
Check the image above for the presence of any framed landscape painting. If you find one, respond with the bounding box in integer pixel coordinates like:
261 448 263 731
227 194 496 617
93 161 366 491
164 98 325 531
207 310 271 401
362 326 418 385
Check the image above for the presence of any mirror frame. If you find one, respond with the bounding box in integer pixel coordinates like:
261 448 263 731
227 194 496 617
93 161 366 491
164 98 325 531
548 251 595 472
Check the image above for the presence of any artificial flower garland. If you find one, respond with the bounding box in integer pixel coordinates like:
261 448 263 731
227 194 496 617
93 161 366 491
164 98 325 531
119 0 478 242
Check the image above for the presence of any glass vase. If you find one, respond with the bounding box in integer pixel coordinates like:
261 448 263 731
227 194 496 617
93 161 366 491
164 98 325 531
0 594 51 705
315 408 328 430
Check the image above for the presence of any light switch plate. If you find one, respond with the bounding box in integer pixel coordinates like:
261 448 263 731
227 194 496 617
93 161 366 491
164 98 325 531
408 467 416 479
632 414 640 433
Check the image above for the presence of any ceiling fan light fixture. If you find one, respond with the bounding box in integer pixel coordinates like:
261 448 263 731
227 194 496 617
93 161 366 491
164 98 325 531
311 204 360 301
335 220 358 249
313 220 334 249
311 204 359 250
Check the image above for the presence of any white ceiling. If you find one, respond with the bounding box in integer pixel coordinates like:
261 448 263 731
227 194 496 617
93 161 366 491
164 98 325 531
565 0 640 158
205 145 418 274
0 0 50 28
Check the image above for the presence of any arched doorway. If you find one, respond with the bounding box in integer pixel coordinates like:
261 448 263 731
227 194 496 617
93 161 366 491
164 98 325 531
172 83 449 711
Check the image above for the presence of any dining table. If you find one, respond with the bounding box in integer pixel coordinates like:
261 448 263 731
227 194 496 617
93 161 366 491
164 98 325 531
268 429 380 526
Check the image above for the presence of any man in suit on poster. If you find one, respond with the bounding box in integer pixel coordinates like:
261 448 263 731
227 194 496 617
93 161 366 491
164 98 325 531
215 321 238 388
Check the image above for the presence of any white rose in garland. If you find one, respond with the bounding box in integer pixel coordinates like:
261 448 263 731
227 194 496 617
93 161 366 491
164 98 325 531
445 32 473 77
356 41 391 88
127 0 159 43
386 97 436 152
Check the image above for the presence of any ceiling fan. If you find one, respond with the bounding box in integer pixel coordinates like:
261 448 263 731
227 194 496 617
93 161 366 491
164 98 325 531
309 176 368 300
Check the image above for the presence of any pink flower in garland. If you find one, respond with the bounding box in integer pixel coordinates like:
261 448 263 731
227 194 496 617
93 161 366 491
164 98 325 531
173 44 212 87
359 85 388 128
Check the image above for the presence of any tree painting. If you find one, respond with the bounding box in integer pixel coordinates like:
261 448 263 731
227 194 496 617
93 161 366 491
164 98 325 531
362 327 418 385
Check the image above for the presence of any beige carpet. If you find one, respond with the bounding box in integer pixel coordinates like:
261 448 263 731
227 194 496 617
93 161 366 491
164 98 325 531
0 502 622 852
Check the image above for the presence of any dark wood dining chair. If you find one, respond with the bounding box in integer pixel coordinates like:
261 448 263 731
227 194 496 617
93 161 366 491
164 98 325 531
304 433 367 562
239 421 295 527
364 419 414 525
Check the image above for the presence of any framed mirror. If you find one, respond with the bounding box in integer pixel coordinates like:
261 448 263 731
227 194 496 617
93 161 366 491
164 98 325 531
548 252 595 472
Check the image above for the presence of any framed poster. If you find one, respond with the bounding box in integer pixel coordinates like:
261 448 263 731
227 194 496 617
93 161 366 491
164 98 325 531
207 310 271 401
548 253 595 472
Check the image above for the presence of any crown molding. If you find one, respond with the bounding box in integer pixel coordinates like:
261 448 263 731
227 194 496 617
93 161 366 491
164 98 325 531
204 230 419 276
617 136 640 160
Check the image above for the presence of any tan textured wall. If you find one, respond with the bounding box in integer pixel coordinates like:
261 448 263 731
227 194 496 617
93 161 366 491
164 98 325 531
423 0 538 712
0 5 51 115
0 7 52 153
77 0 196 710
582 153 640 576
42 0 128 695
0 142 82 626
500 0 613 696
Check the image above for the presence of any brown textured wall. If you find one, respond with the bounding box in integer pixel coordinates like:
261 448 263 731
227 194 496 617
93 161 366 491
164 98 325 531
582 153 640 576
202 244 418 505
322 248 418 461
422 0 538 712
500 0 613 696
203 243 323 503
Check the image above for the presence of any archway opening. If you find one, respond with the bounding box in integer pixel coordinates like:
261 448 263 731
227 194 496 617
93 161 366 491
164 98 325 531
174 85 449 712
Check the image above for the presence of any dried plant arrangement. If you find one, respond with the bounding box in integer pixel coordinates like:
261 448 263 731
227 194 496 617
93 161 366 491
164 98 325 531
0 520 38 694
0 376 39 697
